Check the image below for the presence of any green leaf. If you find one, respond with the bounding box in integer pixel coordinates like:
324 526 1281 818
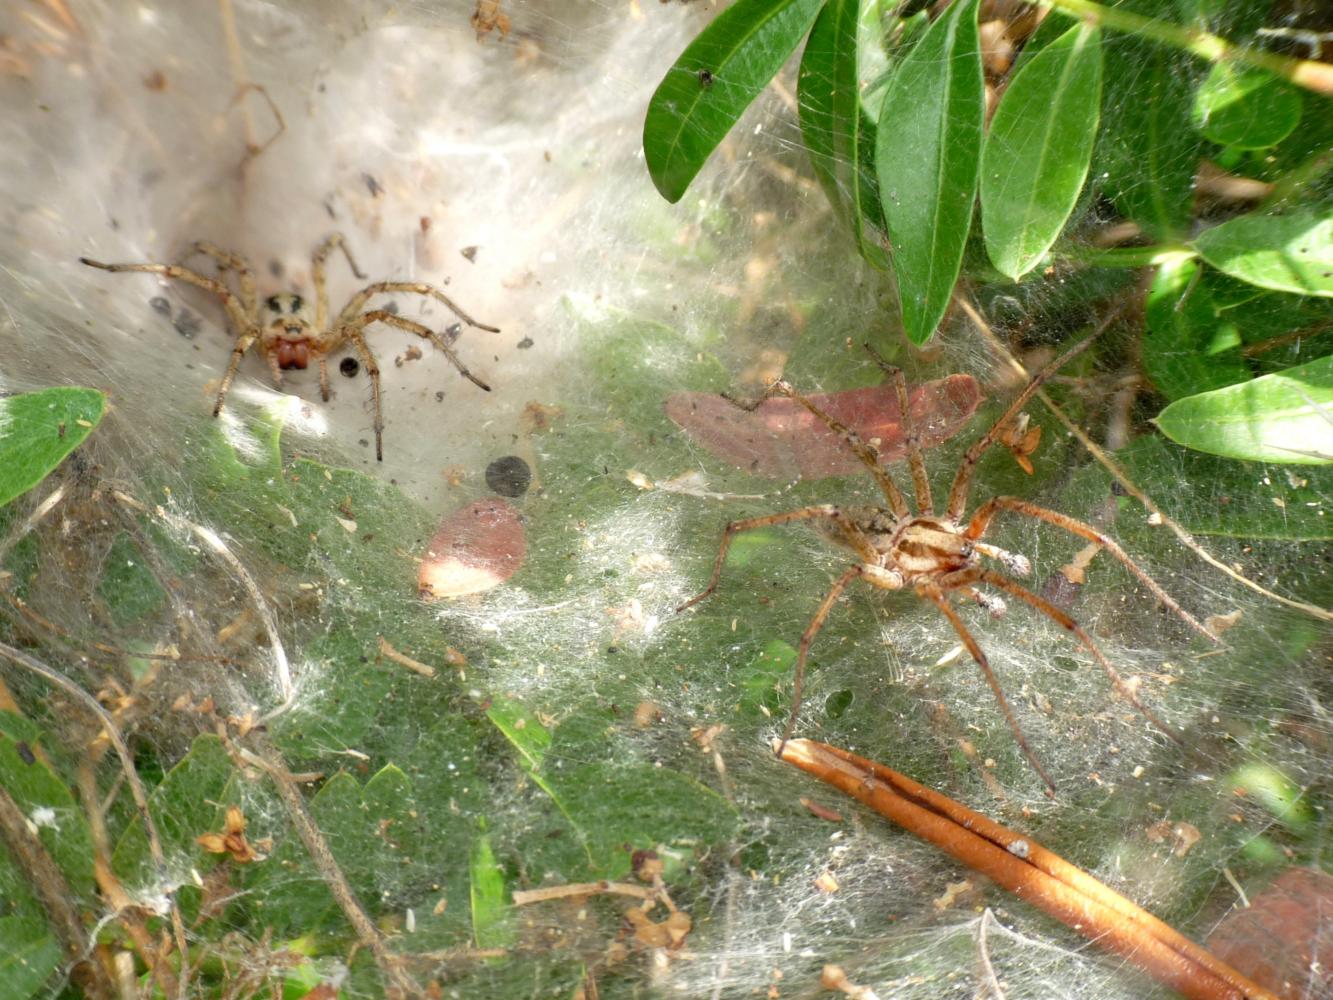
0 388 105 508
0 724 95 896
112 733 235 888
875 0 984 344
0 917 63 1000
1192 62 1302 149
1153 355 1333 465
469 825 511 948
486 697 591 864
798 0 889 267
1193 211 1333 298
643 0 826 202
1143 256 1250 400
1096 40 1197 240
981 23 1102 280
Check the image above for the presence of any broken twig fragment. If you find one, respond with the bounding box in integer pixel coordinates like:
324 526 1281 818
778 739 1280 1000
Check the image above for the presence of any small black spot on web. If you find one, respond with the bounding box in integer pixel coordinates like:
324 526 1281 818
340 357 360 377
174 310 201 339
486 455 531 497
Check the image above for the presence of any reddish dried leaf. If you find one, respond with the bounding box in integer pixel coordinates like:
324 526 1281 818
665 375 982 479
419 497 526 599
1205 867 1333 1000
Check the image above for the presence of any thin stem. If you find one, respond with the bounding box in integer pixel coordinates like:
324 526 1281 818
1043 0 1333 96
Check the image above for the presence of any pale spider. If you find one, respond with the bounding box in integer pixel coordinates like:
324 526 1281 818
80 233 498 461
679 325 1217 794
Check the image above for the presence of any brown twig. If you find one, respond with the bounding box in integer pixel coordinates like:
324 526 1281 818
778 738 1281 1000
376 636 437 678
75 761 182 999
0 782 116 1000
511 881 656 906
233 735 419 999
0 639 190 999
956 295 1332 624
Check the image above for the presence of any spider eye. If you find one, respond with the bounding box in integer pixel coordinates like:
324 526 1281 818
289 295 304 314
264 295 282 313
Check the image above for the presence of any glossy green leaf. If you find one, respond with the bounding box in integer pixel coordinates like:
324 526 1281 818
876 0 983 343
0 917 63 1000
469 826 511 948
0 388 105 509
1192 62 1302 149
1143 256 1250 400
1193 211 1333 298
981 22 1102 280
1096 40 1197 239
798 0 889 268
1153 355 1333 465
644 0 825 203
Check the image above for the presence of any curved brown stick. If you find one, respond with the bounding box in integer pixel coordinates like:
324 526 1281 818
921 582 1058 796
778 739 1282 1000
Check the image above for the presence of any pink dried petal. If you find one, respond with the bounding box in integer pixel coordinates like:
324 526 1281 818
665 374 982 479
1204 867 1333 1000
419 497 526 599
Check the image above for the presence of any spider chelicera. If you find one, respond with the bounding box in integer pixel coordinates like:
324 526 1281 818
80 233 499 461
679 326 1217 794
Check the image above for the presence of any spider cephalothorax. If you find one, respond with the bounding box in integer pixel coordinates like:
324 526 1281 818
262 293 316 371
81 233 498 460
680 326 1217 795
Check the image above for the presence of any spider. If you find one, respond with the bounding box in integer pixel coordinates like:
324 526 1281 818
80 233 499 461
678 324 1218 795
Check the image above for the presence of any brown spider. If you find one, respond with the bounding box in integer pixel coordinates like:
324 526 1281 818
679 324 1217 795
80 233 498 461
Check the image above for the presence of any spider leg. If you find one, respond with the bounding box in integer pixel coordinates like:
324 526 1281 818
338 281 499 333
922 580 1058 796
959 585 1007 617
945 311 1119 522
185 242 257 315
863 344 933 514
678 505 880 613
80 258 253 337
80 257 259 417
967 497 1216 641
728 381 912 518
311 233 368 331
782 564 865 751
318 357 331 402
217 332 264 416
338 325 385 461
360 310 491 391
974 568 1182 747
